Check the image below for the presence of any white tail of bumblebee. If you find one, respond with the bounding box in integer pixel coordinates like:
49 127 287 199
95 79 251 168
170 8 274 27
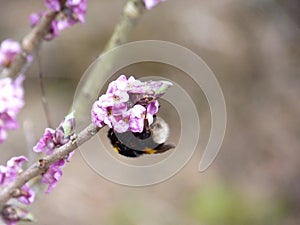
150 117 170 144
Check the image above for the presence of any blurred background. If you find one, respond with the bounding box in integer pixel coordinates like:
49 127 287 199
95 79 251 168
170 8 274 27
0 0 300 224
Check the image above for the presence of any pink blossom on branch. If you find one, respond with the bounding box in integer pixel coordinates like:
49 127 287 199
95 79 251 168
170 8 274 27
29 0 87 40
129 104 148 133
0 156 35 205
33 128 66 155
29 12 59 41
33 112 75 193
0 39 21 68
44 0 87 23
44 0 61 11
41 159 64 193
91 75 172 134
33 112 76 155
17 184 35 205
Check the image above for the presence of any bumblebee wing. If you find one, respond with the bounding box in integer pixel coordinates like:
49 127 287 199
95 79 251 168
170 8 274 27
108 129 150 157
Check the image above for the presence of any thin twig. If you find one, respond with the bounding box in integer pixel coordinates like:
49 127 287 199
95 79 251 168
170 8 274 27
103 0 146 51
37 48 53 128
72 0 146 124
0 123 101 207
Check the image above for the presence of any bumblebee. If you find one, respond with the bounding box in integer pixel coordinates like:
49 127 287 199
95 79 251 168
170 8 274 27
107 116 175 157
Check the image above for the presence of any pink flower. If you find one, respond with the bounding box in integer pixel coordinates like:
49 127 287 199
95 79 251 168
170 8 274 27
33 112 75 154
91 78 130 129
6 156 28 176
29 13 40 26
147 100 159 115
0 113 18 142
33 128 58 154
91 102 107 128
44 0 61 11
143 0 166 10
129 105 146 133
0 75 25 144
33 112 75 193
91 75 172 134
29 12 60 41
0 39 21 68
41 159 64 193
111 116 130 133
0 156 35 205
112 102 128 116
65 0 87 24
0 166 7 184
30 0 87 41
0 76 24 113
107 75 129 94
53 0 87 30
0 156 27 185
18 184 35 205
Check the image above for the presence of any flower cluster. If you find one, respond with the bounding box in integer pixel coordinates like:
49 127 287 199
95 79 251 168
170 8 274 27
0 156 35 205
0 75 25 144
143 0 166 10
0 39 21 69
33 128 68 155
33 128 71 193
33 112 75 193
91 75 172 133
30 0 87 40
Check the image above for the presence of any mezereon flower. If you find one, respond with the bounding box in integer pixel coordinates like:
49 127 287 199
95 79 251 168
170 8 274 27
0 156 35 205
33 112 75 193
92 75 175 157
30 0 87 40
91 75 172 133
0 39 21 68
0 75 24 144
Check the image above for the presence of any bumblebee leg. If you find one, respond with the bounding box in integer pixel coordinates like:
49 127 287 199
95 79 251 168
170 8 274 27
143 147 157 155
143 144 175 155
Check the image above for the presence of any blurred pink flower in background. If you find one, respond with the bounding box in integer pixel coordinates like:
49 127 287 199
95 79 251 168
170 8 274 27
0 75 24 144
143 0 166 10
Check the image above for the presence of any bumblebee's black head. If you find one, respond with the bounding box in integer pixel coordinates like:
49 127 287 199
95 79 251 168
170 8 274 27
107 117 175 157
